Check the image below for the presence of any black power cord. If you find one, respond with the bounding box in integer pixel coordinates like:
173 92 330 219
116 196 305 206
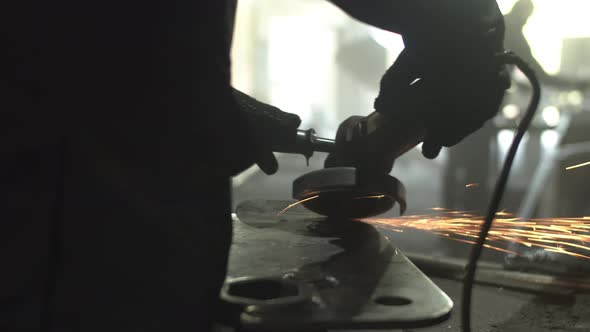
461 51 541 332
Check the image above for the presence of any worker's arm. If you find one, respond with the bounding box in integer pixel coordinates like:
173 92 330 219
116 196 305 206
329 0 502 32
329 0 505 66
232 88 301 175
326 0 510 167
327 0 410 33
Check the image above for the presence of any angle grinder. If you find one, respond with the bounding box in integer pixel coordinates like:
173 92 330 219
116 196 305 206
274 111 424 219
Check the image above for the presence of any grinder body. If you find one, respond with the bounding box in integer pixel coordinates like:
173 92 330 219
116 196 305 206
275 109 425 218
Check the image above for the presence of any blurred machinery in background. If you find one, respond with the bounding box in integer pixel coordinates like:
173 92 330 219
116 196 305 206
538 36 590 217
444 34 590 219
561 37 590 80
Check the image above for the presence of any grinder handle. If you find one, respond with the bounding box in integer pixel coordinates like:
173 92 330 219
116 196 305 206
271 129 336 163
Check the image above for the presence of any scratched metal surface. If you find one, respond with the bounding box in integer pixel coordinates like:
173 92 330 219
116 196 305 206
223 200 453 331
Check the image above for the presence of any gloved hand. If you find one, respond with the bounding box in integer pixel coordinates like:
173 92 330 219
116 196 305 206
375 0 510 159
325 48 509 169
326 0 510 171
402 0 510 158
374 49 509 160
232 88 301 175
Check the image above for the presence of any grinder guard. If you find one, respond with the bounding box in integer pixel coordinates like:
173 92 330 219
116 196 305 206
292 167 407 218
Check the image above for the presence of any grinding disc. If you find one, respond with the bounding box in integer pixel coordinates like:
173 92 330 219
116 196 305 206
292 167 406 218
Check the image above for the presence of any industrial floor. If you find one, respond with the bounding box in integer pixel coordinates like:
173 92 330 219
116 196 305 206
231 153 590 332
399 277 590 332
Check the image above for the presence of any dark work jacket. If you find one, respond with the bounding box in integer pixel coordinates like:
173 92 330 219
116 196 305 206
1 1 251 331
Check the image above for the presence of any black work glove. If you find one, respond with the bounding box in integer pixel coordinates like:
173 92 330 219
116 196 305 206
376 0 510 159
326 1 510 172
232 88 301 175
326 48 509 172
374 49 510 159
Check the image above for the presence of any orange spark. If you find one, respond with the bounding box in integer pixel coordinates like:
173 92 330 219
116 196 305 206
566 161 590 170
496 209 514 217
366 210 590 260
277 195 320 215
465 183 480 188
430 207 450 211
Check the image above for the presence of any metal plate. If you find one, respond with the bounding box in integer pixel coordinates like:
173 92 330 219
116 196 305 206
223 200 453 331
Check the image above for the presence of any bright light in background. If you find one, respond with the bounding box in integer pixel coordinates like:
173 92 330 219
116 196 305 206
267 16 336 131
498 0 590 75
498 129 516 149
502 104 521 119
542 105 561 127
368 27 405 57
497 0 519 13
497 129 528 170
540 129 559 149
567 90 584 106
497 129 515 171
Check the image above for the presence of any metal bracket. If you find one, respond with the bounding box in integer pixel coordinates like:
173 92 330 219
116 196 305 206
221 200 453 331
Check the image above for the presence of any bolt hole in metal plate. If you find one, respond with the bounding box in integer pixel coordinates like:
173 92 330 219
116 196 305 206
223 200 453 331
374 295 413 306
222 277 310 307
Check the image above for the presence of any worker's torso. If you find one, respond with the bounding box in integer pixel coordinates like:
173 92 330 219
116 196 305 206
2 2 246 330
